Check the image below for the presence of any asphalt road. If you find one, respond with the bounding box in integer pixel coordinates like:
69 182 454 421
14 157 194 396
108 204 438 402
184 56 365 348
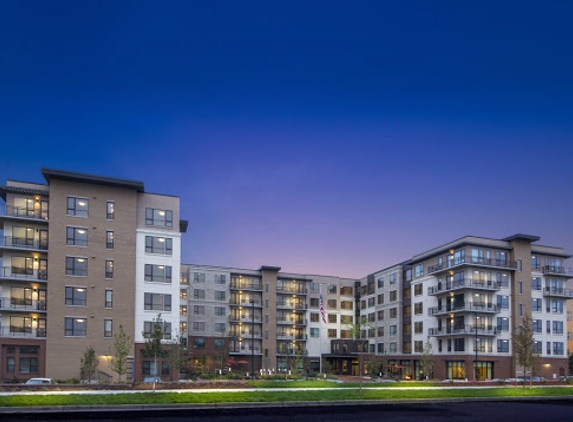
3 400 573 422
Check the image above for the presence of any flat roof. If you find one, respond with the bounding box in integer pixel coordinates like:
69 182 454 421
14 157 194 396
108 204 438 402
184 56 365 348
41 168 145 192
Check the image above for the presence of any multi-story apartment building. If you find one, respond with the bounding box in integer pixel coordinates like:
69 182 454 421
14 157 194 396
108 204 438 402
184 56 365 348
1 168 571 383
0 169 186 382
180 264 356 376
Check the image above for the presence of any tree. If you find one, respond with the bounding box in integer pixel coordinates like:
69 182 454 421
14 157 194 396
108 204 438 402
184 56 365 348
365 355 380 380
346 316 373 390
419 338 434 380
144 313 165 380
514 315 535 388
109 324 132 383
80 345 99 383
569 353 573 376
167 334 189 381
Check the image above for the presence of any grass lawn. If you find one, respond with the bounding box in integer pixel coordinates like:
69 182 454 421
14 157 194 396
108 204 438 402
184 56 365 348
1 382 573 408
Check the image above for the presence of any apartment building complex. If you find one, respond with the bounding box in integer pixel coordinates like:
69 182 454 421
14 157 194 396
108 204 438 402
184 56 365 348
0 169 186 381
1 169 571 382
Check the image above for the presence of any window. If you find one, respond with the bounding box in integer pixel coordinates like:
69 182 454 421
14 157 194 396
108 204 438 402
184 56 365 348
553 342 564 355
327 329 337 338
327 284 337 294
310 313 319 322
65 317 87 336
532 277 542 290
10 316 32 333
193 272 206 283
533 341 542 354
193 338 205 348
105 289 113 308
328 314 337 323
341 300 353 310
193 289 205 300
66 227 88 246
414 264 424 278
414 341 423 353
215 307 226 316
414 321 424 334
180 305 188 315
389 325 397 336
144 293 172 311
377 310 384 321
497 317 510 332
6 357 15 373
497 295 509 310
104 319 113 337
518 303 523 316
377 326 385 336
518 281 522 294
377 277 385 288
532 298 542 312
215 291 226 301
389 342 397 353
19 357 38 374
66 257 87 276
553 321 564 334
341 315 353 324
180 289 187 299
10 287 32 305
106 201 115 219
67 197 88 217
145 264 172 283
309 298 319 308
552 300 564 314
414 302 423 315
215 323 226 333
143 321 171 339
497 339 509 353
414 284 423 296
310 328 319 338
193 305 205 315
389 273 397 284
367 297 375 307
193 322 205 332
145 236 173 255
65 286 87 306
106 231 115 249
531 255 540 270
389 290 397 301
215 274 226 285
389 308 397 318
377 294 384 305
145 208 173 227
340 286 353 296
105 260 114 279
327 299 337 310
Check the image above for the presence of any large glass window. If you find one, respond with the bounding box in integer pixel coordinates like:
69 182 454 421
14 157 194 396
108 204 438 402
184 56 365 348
10 287 32 306
145 264 172 283
144 293 172 311
106 201 115 219
67 197 88 217
105 289 113 308
104 319 113 337
66 227 88 247
66 257 87 276
106 231 115 249
145 208 173 227
65 286 87 306
65 317 87 336
143 321 171 339
10 316 32 333
19 357 38 374
145 236 173 255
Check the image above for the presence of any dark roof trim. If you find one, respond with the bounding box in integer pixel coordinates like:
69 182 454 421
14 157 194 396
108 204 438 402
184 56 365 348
41 168 144 192
259 265 282 272
179 219 189 233
502 233 541 243
0 186 50 200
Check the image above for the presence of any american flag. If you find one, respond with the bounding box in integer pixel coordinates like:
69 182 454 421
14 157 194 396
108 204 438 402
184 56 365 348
319 294 326 324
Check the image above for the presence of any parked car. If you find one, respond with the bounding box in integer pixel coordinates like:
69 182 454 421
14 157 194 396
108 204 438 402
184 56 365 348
25 377 53 385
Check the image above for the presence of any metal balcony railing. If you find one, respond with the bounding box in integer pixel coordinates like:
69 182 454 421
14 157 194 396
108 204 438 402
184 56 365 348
0 297 47 311
0 266 48 281
2 205 49 220
428 257 517 274
428 278 502 295
1 236 48 251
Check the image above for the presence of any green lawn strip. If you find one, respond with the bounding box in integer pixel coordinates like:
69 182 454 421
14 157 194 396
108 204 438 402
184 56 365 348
1 387 572 408
251 380 429 389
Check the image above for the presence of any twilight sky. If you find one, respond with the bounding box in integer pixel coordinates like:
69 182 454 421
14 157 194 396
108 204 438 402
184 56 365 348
1 1 572 278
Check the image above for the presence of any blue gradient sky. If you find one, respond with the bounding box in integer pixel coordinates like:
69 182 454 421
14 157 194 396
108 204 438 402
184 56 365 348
1 1 572 278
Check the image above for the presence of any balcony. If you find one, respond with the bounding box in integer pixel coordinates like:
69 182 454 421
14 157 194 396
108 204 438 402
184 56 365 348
428 325 498 337
542 266 573 279
228 315 262 323
229 347 262 355
0 236 48 252
542 287 573 299
277 334 307 341
230 300 262 308
0 297 47 312
0 326 47 339
276 301 307 310
229 281 263 291
427 257 517 275
428 278 502 296
276 286 308 295
229 331 262 339
0 266 48 282
0 205 49 223
277 317 307 325
428 302 499 316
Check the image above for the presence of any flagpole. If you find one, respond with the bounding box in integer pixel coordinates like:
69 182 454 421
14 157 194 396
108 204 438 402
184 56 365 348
319 284 322 376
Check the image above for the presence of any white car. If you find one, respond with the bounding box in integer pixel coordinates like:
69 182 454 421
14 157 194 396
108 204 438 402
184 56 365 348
25 377 53 385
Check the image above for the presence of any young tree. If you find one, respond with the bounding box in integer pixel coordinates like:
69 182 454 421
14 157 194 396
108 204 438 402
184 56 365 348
144 313 165 379
80 345 99 383
346 316 373 390
109 324 132 383
167 334 189 381
419 338 434 380
514 315 535 388
365 355 380 380
569 353 573 376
